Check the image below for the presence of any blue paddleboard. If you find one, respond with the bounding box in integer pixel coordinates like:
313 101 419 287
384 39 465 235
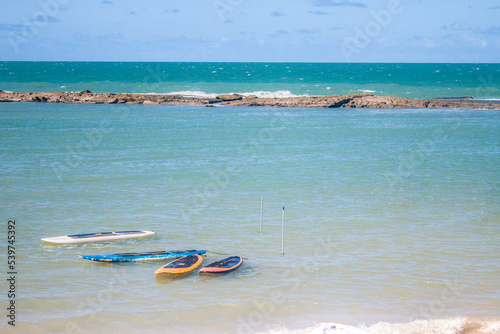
80 249 206 262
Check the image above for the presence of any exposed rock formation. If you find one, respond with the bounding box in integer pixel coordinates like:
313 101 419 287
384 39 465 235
215 93 244 102
0 91 499 110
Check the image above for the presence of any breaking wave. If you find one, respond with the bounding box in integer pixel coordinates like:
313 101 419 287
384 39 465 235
163 90 305 98
258 318 500 334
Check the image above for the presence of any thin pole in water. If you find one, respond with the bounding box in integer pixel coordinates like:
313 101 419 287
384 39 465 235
281 207 285 256
260 196 263 233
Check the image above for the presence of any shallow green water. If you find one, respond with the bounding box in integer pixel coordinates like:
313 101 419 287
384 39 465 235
1 102 499 333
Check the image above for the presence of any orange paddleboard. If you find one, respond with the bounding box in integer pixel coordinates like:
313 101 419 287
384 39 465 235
155 254 203 274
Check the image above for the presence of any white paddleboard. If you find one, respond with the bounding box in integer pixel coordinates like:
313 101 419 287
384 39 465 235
41 230 156 244
309 323 372 334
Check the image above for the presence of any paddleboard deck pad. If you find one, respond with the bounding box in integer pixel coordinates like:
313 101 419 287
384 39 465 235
80 250 206 262
199 256 243 274
41 230 155 244
155 254 203 274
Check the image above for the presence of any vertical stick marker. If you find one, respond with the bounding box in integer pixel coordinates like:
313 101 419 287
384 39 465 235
260 196 263 233
282 207 285 256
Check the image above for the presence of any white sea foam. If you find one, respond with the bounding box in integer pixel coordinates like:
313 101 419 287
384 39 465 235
479 320 500 332
368 318 466 334
358 89 376 93
162 90 305 98
165 90 218 98
241 90 305 98
263 323 372 334
259 318 500 334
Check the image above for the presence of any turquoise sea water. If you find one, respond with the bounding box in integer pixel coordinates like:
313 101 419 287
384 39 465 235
1 62 500 99
1 63 500 333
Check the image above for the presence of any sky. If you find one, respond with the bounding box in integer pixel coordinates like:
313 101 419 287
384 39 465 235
1 0 499 62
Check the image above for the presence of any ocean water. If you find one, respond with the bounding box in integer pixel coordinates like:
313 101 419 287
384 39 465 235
1 63 500 334
1 62 500 99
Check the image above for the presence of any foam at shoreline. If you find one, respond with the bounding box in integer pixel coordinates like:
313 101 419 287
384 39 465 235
165 90 305 99
259 317 500 334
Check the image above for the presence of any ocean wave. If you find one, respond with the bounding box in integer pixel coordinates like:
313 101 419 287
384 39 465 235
358 89 376 93
162 90 305 98
259 318 500 334
479 98 500 102
241 90 306 98
163 90 218 98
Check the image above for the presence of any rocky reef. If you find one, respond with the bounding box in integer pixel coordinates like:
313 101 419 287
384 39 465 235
1 91 499 110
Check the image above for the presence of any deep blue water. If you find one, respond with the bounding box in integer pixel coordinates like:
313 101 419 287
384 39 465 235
1 62 499 99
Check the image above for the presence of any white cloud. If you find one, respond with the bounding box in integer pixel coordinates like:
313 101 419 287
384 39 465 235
295 28 322 34
442 21 472 31
377 38 396 47
461 34 488 47
441 22 500 35
271 10 287 17
412 35 439 48
310 0 366 8
476 26 500 35
308 10 329 15
0 24 26 31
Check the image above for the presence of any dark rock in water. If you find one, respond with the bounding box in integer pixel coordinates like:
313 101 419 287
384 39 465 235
328 97 355 108
205 104 215 107
80 90 92 94
216 93 243 102
31 96 47 102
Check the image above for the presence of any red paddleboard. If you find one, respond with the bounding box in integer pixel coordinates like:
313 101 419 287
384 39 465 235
199 256 243 274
